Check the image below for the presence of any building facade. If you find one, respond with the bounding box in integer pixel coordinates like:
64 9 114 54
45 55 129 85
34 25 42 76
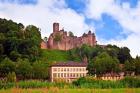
50 62 88 83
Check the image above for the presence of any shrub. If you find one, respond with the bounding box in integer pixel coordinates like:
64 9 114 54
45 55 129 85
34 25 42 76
0 79 15 89
73 76 140 88
120 76 140 88
18 80 49 88
6 72 16 83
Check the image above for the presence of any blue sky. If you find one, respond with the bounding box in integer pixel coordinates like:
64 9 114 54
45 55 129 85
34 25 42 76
0 0 37 4
65 0 138 40
0 0 140 57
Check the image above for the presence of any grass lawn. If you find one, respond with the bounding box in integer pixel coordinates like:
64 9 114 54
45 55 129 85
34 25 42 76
0 88 140 93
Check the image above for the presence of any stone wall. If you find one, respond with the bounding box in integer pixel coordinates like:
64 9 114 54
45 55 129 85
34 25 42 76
41 23 97 50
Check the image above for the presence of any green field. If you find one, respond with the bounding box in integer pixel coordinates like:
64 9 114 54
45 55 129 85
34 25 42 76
0 88 140 93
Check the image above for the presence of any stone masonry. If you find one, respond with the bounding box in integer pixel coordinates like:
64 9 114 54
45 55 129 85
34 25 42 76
41 23 97 50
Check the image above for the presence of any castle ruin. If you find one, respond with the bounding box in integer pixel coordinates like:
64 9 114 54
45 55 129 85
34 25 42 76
41 23 97 50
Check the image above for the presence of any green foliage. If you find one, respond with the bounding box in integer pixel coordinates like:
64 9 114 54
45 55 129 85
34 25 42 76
73 76 140 88
0 18 41 62
134 56 140 75
105 44 120 57
124 60 135 72
69 31 74 37
88 52 120 75
120 76 140 88
0 88 140 93
0 82 15 89
18 80 49 88
6 72 16 83
32 61 49 79
16 59 32 79
118 47 132 64
17 80 70 89
40 49 70 63
54 33 62 42
0 77 140 89
0 58 15 76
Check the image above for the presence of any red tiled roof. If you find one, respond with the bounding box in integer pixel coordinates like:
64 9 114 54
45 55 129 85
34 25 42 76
51 61 88 67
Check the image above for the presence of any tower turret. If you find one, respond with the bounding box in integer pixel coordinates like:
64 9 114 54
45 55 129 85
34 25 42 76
53 23 59 33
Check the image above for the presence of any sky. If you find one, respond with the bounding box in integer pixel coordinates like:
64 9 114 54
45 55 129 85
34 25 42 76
0 0 140 58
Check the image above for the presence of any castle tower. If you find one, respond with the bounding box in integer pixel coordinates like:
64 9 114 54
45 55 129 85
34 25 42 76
53 23 59 33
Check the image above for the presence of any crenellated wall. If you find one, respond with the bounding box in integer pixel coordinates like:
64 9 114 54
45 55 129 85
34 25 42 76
41 23 97 50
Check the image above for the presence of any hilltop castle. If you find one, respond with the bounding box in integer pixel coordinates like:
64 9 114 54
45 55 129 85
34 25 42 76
41 23 97 50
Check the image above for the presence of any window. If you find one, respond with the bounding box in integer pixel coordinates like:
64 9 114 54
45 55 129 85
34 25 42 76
70 73 72 77
61 68 63 71
64 68 66 71
53 73 57 77
61 73 63 77
73 73 75 77
83 68 85 71
64 73 66 77
58 73 60 77
53 68 57 72
58 68 60 72
79 68 81 71
77 74 79 77
67 73 69 77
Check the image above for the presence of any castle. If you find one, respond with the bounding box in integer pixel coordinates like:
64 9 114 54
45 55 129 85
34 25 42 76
41 23 97 50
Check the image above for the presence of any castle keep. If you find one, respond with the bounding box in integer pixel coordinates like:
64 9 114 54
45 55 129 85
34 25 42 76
41 23 97 50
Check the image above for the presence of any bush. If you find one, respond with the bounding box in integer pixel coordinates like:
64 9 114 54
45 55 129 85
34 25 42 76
32 61 49 79
6 72 16 83
0 58 15 76
18 80 49 88
120 76 140 88
73 76 140 88
0 79 15 89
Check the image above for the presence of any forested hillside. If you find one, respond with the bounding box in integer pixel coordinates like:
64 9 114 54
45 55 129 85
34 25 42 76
0 18 140 80
0 18 41 62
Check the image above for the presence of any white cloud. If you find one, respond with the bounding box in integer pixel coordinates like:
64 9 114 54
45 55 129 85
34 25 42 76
86 0 140 57
0 0 90 38
0 0 140 57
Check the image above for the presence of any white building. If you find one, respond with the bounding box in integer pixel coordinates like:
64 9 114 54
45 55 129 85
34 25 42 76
50 61 88 83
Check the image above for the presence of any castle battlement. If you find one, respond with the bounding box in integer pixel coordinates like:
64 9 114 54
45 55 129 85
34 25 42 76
41 23 97 50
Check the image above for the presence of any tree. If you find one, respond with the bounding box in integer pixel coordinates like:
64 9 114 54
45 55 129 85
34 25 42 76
80 44 92 60
43 37 48 42
134 57 140 75
54 33 62 42
124 60 135 73
118 47 132 64
6 72 16 83
9 51 21 61
32 61 49 79
0 58 15 77
87 52 120 76
105 44 120 58
0 18 42 62
16 58 32 79
69 31 74 37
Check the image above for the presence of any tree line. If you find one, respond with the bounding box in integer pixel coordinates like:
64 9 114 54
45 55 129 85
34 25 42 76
0 18 42 62
0 18 140 80
0 18 50 80
68 44 140 76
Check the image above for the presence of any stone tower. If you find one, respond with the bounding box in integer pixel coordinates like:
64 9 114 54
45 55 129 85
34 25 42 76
41 22 97 50
53 23 59 33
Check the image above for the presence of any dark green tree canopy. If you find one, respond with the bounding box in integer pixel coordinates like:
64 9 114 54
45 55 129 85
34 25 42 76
0 18 42 62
